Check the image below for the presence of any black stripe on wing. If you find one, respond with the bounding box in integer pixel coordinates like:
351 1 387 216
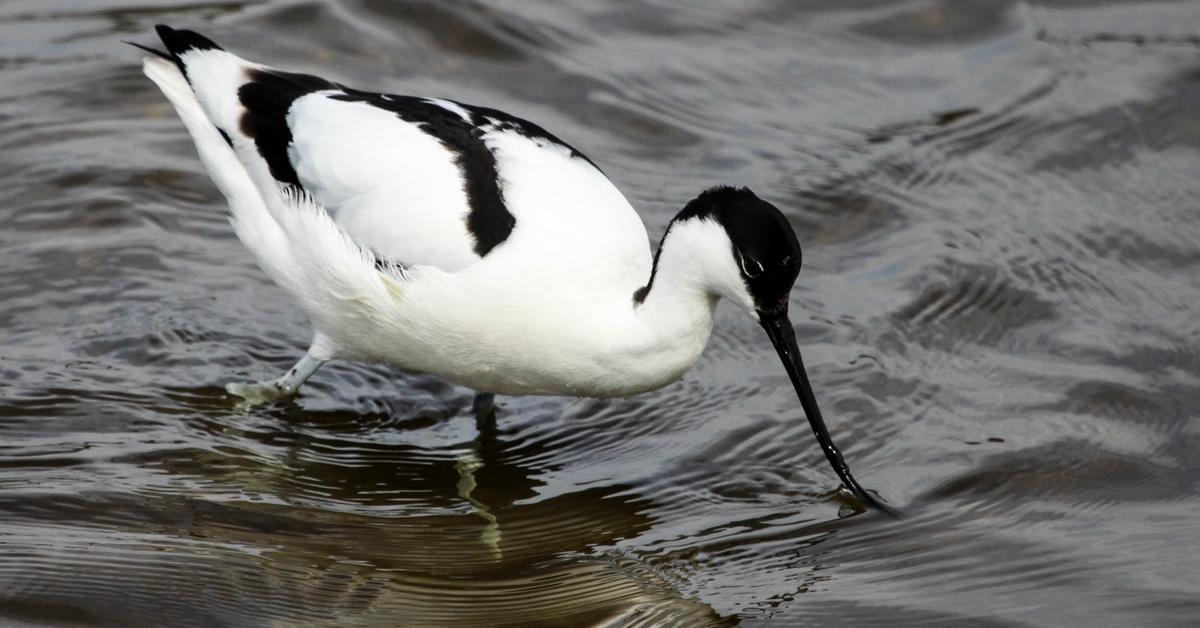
238 68 341 187
236 68 598 257
327 90 516 257
457 102 600 172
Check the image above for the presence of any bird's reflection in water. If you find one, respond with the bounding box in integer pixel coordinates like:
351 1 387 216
91 386 735 626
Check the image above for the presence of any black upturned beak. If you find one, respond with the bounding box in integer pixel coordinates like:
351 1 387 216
760 313 898 517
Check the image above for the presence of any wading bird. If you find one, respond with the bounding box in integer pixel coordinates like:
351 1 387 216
133 25 894 514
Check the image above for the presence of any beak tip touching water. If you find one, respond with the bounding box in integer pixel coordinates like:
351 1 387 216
758 313 900 519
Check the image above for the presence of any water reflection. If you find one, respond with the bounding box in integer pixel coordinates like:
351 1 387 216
2 390 730 625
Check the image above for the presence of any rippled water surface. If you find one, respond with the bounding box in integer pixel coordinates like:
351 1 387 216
4 1 1200 625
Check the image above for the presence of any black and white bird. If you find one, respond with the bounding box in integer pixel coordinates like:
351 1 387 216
134 25 893 514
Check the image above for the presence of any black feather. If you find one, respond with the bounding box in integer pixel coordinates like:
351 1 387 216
151 24 224 78
154 24 223 56
238 68 341 187
327 90 518 256
123 40 172 62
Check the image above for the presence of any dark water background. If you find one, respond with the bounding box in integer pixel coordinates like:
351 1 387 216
3 1 1200 626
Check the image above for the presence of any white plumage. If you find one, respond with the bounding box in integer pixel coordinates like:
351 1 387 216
142 31 715 397
137 25 895 513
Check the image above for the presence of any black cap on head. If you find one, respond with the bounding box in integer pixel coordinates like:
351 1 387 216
677 187 802 315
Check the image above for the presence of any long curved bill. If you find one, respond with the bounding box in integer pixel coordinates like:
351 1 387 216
760 314 898 517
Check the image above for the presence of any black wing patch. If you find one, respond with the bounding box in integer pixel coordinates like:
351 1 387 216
147 25 598 257
328 91 515 256
238 68 340 187
456 103 600 171
235 70 598 257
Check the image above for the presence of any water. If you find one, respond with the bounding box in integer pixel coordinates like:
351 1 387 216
3 1 1199 625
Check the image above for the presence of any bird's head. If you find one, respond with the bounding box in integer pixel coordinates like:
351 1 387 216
661 186 896 516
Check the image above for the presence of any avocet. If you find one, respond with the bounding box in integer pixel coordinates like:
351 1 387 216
133 25 893 514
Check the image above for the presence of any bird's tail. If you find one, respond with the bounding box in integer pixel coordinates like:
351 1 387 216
144 25 253 153
141 56 300 291
140 53 401 339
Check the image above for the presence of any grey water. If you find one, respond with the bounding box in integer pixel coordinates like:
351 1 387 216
3 1 1200 626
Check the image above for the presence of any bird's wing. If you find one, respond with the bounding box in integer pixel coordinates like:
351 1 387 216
152 25 638 274
278 88 612 271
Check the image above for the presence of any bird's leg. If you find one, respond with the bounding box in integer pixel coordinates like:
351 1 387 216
472 392 497 433
225 334 336 405
226 351 326 405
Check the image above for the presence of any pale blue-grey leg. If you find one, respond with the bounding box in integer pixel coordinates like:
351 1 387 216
226 351 325 404
225 333 336 405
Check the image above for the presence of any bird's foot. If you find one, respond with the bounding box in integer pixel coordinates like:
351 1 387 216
225 379 296 406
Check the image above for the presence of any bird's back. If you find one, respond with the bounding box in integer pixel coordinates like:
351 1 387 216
284 89 652 290
156 25 651 289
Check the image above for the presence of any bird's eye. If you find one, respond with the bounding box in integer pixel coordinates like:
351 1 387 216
740 256 765 278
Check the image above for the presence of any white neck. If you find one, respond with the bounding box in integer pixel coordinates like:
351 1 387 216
600 218 755 394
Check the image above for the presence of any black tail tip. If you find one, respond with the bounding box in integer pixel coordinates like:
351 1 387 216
154 24 223 56
123 40 172 61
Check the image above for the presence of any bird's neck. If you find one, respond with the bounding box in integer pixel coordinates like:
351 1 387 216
613 228 725 392
634 217 749 329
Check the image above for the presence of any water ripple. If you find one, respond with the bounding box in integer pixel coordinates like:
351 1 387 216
4 0 1200 625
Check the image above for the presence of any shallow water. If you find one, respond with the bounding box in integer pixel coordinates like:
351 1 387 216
3 1 1200 626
